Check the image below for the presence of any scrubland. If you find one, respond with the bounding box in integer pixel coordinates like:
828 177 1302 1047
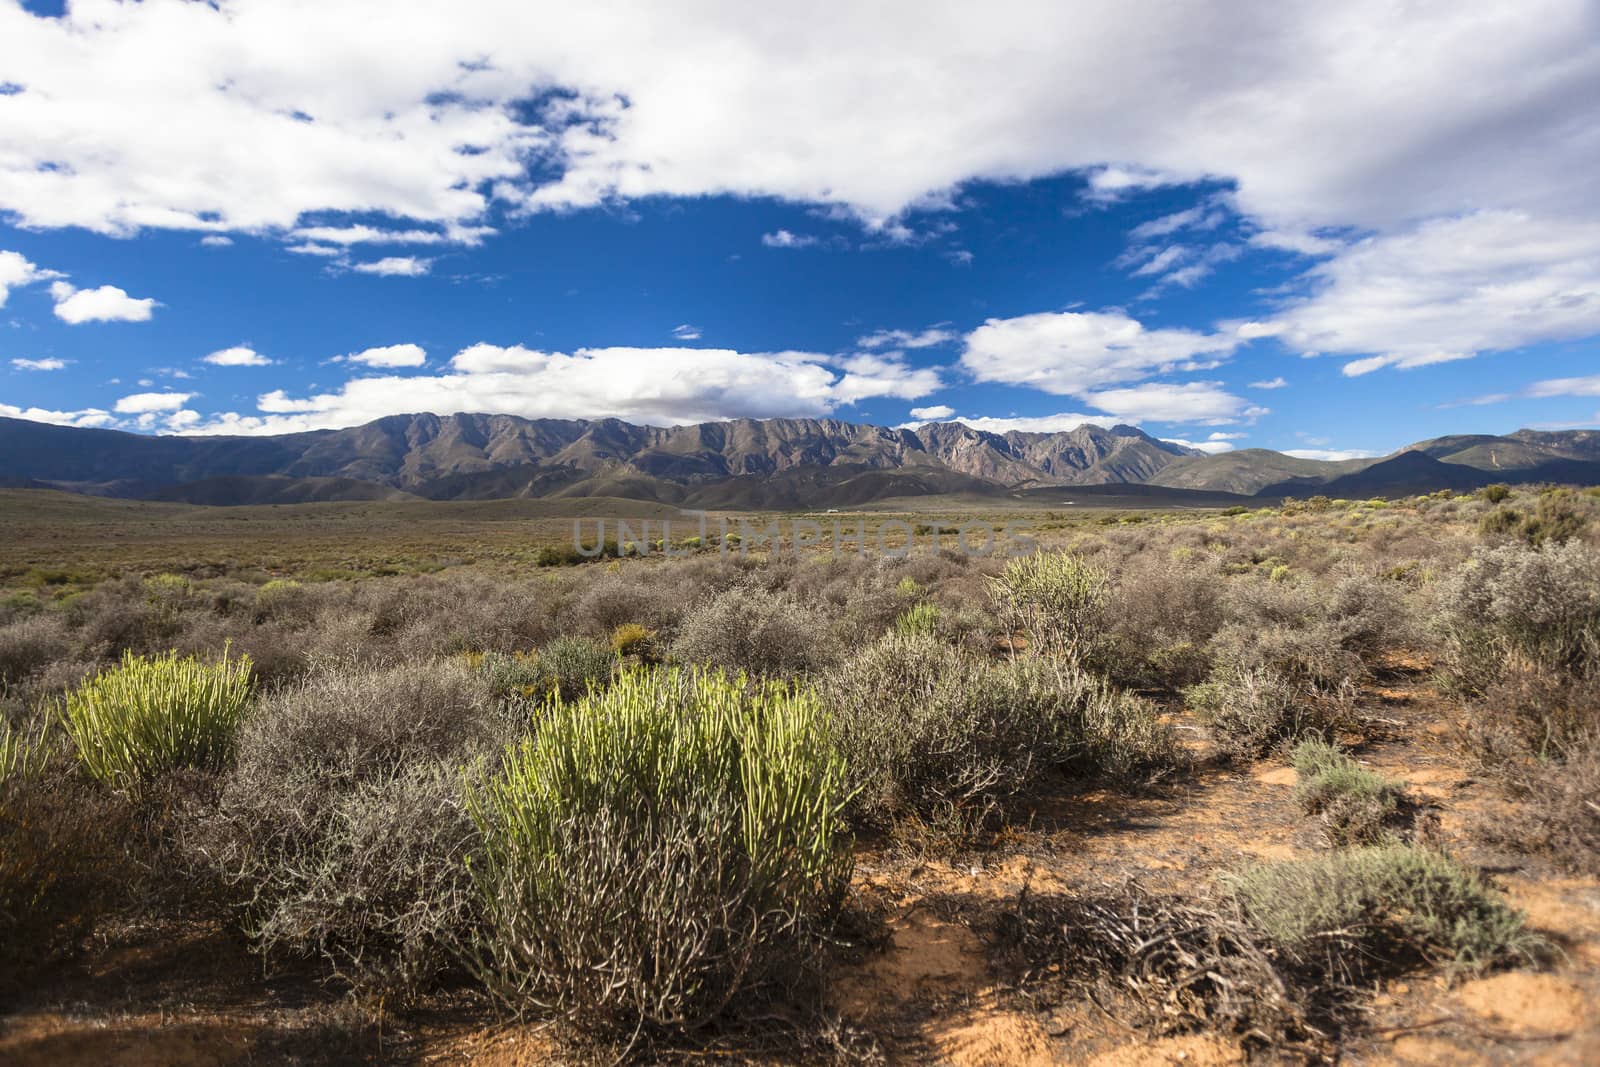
2 485 1599 1064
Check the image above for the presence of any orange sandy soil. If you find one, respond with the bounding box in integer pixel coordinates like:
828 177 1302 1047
3 654 1597 1065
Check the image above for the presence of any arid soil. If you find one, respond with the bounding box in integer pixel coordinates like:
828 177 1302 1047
4 653 1597 1065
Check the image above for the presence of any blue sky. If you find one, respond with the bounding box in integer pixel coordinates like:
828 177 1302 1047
2 1 1598 459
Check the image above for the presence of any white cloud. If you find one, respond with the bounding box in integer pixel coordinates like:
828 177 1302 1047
1 3 1597 375
1266 211 1600 375
913 413 1106 434
202 345 274 367
1526 374 1600 398
960 309 1238 396
1248 376 1288 389
828 352 943 404
350 256 431 277
114 391 193 414
292 224 492 246
908 404 956 420
859 327 955 350
10 357 67 371
1163 437 1236 455
672 323 702 340
1132 203 1225 240
342 343 428 368
1283 448 1379 462
286 242 343 257
1208 431 1247 440
200 235 234 248
0 402 115 428
1081 381 1265 425
761 230 819 249
50 282 157 324
184 342 937 434
0 249 59 307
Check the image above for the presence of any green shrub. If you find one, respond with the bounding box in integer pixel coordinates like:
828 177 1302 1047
988 551 1109 661
532 634 616 702
62 648 253 787
1227 846 1535 974
1290 738 1402 846
1186 666 1340 763
610 622 659 661
828 634 1178 830
893 600 940 638
467 667 851 1035
1480 483 1512 504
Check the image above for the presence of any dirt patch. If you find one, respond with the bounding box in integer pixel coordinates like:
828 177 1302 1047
925 1008 1058 1067
0 1013 258 1067
1453 972 1589 1037
1254 765 1297 786
1085 1032 1246 1066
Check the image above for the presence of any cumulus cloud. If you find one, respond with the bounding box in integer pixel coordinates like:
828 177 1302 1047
50 282 157 324
341 343 428 368
960 309 1238 396
200 235 234 248
761 230 819 249
183 342 939 434
2 3 1597 375
0 402 115 428
202 346 274 367
908 404 956 420
10 357 66 371
1081 381 1265 425
350 256 431 277
114 391 193 414
1162 436 1236 455
1265 212 1600 375
1248 376 1289 389
0 249 58 307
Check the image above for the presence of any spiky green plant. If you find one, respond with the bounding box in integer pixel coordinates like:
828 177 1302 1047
988 551 1110 661
1 717 49 788
893 600 940 638
467 666 851 1033
62 648 253 787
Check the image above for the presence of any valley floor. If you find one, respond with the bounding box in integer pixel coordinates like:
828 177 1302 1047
5 653 1597 1066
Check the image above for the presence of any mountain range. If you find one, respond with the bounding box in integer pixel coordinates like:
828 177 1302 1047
1 413 1597 508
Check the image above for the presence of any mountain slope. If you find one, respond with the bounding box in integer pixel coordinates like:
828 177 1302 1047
1 413 1596 506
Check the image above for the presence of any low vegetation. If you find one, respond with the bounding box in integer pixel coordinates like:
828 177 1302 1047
0 483 1595 1059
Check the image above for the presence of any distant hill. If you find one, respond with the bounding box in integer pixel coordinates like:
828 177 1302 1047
0 413 1595 507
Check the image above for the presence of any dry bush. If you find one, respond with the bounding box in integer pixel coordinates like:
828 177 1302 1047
557 572 679 638
828 634 1178 831
191 657 502 998
0 613 72 684
1434 540 1600 697
1105 555 1225 689
1208 571 1407 691
1481 737 1600 875
1 730 137 986
1185 665 1345 763
671 585 839 677
993 848 1533 1054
